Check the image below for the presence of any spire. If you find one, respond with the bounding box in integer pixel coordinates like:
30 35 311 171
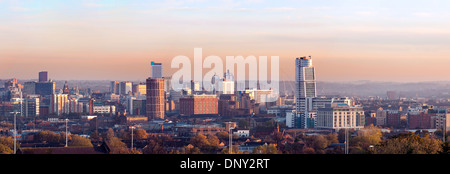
63 81 70 94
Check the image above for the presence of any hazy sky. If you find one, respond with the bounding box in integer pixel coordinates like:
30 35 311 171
1 0 450 82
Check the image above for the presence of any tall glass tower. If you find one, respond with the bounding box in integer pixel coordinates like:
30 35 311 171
295 56 317 128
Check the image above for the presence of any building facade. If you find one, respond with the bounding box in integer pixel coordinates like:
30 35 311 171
295 56 317 128
316 104 365 131
151 61 163 79
179 94 218 115
39 71 48 82
146 78 165 120
50 93 68 116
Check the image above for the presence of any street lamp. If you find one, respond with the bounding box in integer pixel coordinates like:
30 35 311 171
65 119 69 147
130 126 135 151
228 122 235 154
369 145 374 154
10 111 19 154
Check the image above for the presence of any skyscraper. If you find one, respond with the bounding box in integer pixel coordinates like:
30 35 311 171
295 56 317 128
35 80 55 96
39 71 48 82
119 81 132 95
295 56 317 99
146 78 165 120
222 69 235 95
150 61 163 79
110 81 120 94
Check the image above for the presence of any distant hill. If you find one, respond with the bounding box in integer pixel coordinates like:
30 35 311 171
3 79 450 99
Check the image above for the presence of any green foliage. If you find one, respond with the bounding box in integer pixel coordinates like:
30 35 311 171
238 119 249 129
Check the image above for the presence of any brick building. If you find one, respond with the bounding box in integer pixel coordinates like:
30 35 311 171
179 94 218 115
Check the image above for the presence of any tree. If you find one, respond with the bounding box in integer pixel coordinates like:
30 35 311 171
282 142 304 154
69 135 93 147
252 144 278 154
0 136 14 154
134 128 148 140
374 133 441 154
107 137 130 154
183 144 201 154
440 142 450 154
303 135 328 152
143 139 166 154
349 125 382 153
190 134 221 153
238 119 249 129
34 131 63 144
302 146 315 154
105 128 115 140
0 144 12 154
207 135 220 150
190 134 210 150
325 133 339 144
108 137 126 148
216 131 229 141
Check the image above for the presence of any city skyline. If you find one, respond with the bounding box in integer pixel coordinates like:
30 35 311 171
1 0 450 82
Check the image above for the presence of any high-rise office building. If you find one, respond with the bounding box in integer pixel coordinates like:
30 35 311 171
295 56 317 128
295 56 317 100
119 81 132 95
146 78 165 120
23 81 36 95
110 81 120 94
25 97 40 117
39 71 48 82
50 93 69 116
35 81 55 96
132 83 147 95
151 61 163 79
222 69 235 95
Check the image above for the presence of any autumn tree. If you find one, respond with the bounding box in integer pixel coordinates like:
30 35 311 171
216 131 229 141
302 135 329 154
134 128 148 140
282 142 304 154
325 133 339 144
183 144 201 154
350 125 382 153
107 137 130 154
143 139 167 154
69 135 93 147
0 136 14 154
34 131 64 144
252 144 278 154
374 133 442 154
104 128 115 140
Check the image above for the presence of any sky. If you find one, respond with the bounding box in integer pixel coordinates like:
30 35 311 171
1 0 450 82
